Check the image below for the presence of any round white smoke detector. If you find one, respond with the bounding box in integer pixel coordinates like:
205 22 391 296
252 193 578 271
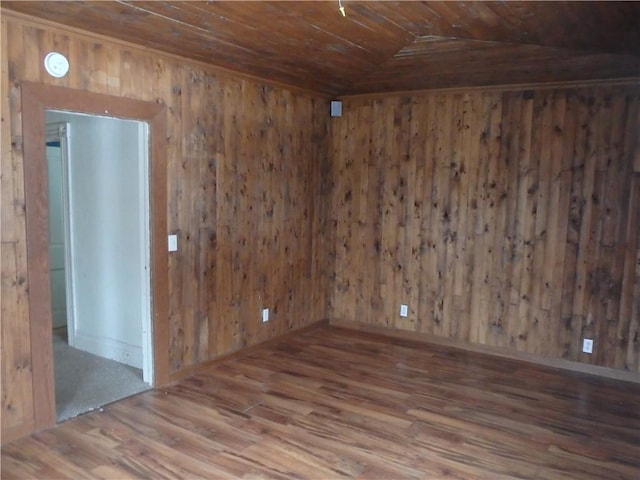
44 52 69 78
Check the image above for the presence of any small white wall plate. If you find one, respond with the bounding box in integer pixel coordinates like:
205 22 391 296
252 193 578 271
44 52 69 78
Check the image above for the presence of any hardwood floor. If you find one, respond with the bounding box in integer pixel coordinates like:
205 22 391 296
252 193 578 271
2 325 639 479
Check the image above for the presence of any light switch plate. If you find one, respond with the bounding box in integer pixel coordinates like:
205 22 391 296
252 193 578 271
330 100 342 117
168 234 178 252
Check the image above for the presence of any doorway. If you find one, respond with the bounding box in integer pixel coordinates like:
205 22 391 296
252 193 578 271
45 112 153 421
21 82 170 431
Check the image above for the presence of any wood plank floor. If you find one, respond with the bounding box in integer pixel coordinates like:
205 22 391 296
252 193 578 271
2 325 639 479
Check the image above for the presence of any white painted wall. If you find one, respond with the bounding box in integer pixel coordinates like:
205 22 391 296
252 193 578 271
45 111 149 369
46 142 68 329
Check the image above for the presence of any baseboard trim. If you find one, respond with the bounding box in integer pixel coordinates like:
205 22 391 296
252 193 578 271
330 320 640 384
168 319 330 383
1 421 36 445
72 332 142 369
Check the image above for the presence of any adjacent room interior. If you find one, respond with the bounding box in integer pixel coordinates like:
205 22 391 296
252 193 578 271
45 111 151 421
1 2 639 479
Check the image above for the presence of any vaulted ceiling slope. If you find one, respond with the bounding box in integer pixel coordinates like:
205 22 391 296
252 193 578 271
3 1 640 95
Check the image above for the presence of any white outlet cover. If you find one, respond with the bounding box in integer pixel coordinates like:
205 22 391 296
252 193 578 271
262 308 269 323
582 338 593 354
400 304 408 317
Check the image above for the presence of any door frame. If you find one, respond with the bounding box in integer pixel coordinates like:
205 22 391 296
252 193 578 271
21 82 170 430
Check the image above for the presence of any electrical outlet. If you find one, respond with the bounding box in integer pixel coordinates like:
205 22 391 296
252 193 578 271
400 304 408 317
262 308 269 323
582 338 593 354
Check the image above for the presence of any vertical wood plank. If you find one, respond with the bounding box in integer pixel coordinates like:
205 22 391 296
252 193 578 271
396 97 415 331
469 92 494 344
562 90 591 360
554 90 578 360
380 98 400 328
539 92 568 355
431 94 453 337
488 91 512 348
459 93 483 342
618 93 640 370
501 91 522 349
443 94 462 339
355 102 373 328
417 96 437 334
623 176 640 371
451 93 473 341
332 97 355 324
582 90 607 364
407 98 426 333
1 244 34 433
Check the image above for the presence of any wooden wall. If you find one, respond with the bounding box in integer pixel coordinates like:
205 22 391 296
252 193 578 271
2 8 639 445
1 12 331 439
330 85 640 372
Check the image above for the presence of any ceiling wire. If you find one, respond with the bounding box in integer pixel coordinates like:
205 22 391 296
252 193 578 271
338 0 346 17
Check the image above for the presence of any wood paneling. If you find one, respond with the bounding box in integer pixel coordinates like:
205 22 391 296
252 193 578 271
2 2 640 95
2 325 639 479
329 83 640 372
1 12 331 441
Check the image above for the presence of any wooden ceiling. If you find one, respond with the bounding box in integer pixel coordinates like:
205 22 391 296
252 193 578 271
3 1 640 95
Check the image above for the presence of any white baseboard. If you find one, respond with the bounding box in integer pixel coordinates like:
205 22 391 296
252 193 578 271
70 331 142 369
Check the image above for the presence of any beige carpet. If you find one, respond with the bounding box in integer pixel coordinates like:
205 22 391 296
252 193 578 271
53 328 150 422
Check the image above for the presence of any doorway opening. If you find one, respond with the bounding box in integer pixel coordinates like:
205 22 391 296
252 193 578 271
45 112 152 421
22 82 170 432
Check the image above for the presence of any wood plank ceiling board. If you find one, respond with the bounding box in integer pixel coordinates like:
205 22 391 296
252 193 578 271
400 2 640 54
2 1 640 95
345 36 640 94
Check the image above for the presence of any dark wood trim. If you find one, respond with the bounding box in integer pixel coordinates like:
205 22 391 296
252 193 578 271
149 106 170 387
330 320 640 384
21 82 170 432
22 85 55 429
